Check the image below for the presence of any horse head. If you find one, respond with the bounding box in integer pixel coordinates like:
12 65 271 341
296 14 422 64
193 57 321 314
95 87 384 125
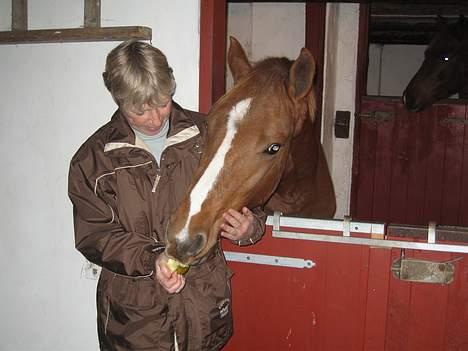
403 15 468 112
164 37 317 266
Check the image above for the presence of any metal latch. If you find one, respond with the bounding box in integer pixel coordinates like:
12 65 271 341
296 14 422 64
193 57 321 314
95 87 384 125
391 251 455 284
224 251 315 270
357 110 394 123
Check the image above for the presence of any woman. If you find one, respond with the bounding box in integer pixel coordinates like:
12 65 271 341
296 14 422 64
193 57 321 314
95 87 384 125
68 40 266 351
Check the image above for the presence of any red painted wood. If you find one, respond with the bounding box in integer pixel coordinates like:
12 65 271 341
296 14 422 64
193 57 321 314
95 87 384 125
405 110 427 225
221 224 468 351
353 99 468 228
354 97 379 221
319 244 368 351
199 0 227 114
222 227 327 351
422 105 447 224
406 250 451 351
350 4 370 218
444 254 468 350
440 104 466 225
371 100 396 222
305 3 326 136
362 248 392 351
459 106 468 226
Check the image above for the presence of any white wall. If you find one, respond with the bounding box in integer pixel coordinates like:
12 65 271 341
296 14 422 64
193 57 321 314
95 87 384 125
322 3 360 219
226 2 305 89
367 44 425 96
0 1 200 350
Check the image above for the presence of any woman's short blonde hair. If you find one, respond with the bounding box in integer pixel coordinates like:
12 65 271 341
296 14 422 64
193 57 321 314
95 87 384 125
103 40 176 114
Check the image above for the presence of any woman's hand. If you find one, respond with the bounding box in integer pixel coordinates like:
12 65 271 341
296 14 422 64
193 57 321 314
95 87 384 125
220 207 255 242
155 254 185 294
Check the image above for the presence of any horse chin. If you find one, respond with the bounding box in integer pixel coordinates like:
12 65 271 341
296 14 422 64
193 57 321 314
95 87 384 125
403 92 430 112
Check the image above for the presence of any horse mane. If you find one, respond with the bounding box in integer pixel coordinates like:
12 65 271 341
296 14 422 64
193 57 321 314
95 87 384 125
233 57 292 97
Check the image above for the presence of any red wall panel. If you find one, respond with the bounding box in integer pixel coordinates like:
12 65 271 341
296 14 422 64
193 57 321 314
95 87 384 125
221 221 468 351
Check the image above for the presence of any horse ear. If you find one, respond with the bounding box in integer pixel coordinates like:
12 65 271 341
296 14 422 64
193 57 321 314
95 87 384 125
288 48 316 133
288 48 316 101
228 36 252 83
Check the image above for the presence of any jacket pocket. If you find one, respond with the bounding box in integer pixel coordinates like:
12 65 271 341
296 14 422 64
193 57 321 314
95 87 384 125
110 274 156 309
183 258 234 350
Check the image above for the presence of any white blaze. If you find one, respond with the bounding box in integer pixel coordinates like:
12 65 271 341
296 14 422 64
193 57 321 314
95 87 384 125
176 98 252 240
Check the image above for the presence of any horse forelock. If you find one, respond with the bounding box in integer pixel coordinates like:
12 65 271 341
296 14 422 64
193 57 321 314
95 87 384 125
176 98 253 241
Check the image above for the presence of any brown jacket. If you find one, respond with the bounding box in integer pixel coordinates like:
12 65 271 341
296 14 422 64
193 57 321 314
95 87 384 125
68 103 265 350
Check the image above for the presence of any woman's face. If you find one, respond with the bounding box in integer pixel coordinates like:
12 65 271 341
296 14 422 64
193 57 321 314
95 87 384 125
124 100 172 136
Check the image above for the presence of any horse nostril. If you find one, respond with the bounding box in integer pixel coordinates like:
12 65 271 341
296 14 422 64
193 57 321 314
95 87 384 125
176 233 206 260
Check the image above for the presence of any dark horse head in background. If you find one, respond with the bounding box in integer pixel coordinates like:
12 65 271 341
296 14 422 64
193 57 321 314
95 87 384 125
403 15 468 112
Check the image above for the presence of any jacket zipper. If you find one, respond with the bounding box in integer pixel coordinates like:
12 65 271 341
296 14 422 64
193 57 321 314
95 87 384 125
152 174 161 193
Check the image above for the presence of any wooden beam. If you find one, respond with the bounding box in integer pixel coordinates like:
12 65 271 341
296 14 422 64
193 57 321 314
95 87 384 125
84 0 101 28
305 2 326 137
199 0 227 114
12 0 27 31
0 26 152 44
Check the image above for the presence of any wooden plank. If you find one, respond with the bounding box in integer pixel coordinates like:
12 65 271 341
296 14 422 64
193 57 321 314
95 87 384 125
319 244 368 351
362 248 392 350
405 107 428 226
385 248 412 351
12 0 27 31
354 97 378 222
388 103 411 224
443 254 468 350
84 0 100 28
440 104 465 225
387 224 468 243
406 251 451 351
372 100 396 222
423 105 447 224
305 3 326 137
222 226 326 351
458 104 468 226
199 0 227 114
0 26 151 44
350 4 370 218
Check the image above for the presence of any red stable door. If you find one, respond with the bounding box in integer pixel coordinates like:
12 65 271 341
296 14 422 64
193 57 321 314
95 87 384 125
221 216 468 351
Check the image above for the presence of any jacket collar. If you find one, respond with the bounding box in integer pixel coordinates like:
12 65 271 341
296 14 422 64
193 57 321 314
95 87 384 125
103 101 200 154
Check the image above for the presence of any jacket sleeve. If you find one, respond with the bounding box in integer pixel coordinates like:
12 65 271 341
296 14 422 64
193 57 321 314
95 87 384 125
232 206 267 246
68 158 161 277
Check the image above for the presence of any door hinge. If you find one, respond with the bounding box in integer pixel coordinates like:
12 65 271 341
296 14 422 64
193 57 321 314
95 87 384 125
224 251 315 270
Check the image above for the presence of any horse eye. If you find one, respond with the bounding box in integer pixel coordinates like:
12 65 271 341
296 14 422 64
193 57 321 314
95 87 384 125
265 143 281 155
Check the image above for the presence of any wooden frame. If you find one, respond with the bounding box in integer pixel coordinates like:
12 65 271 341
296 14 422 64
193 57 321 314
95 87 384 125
199 0 227 114
199 0 326 124
0 0 151 45
350 4 370 219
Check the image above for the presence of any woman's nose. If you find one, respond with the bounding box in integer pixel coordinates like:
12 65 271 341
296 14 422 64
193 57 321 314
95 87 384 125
149 108 161 123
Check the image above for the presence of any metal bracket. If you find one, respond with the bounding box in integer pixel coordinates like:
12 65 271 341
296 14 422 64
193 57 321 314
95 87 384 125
428 221 436 244
391 256 455 284
343 215 351 237
273 211 282 231
224 251 315 269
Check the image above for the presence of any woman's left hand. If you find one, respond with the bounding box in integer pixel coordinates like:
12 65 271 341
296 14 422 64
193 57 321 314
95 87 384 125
220 207 255 241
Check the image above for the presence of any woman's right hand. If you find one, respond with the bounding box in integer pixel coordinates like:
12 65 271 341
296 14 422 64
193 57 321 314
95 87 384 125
155 254 186 294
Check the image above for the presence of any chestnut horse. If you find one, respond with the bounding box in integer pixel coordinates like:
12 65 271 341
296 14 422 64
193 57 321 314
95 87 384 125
403 15 468 112
165 37 335 265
